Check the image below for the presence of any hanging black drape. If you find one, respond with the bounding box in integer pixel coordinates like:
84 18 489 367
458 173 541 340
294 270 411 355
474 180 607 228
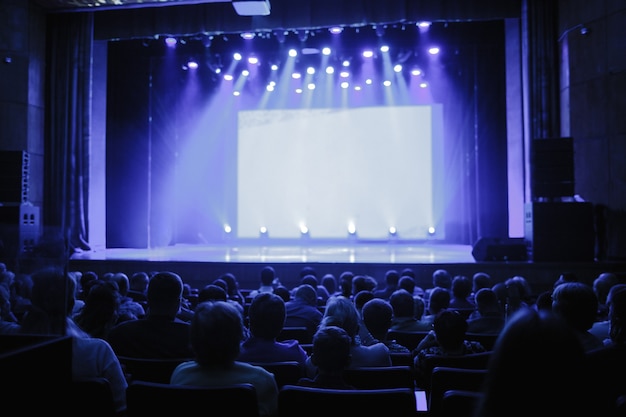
44 12 94 257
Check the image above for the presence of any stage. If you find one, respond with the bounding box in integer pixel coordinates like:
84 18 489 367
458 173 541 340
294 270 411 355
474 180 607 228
67 241 625 296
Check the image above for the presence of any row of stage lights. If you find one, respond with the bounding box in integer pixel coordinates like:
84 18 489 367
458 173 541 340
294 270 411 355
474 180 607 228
161 22 439 91
221 224 437 238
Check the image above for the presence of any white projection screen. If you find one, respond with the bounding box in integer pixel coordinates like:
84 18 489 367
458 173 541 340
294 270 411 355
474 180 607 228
237 105 444 240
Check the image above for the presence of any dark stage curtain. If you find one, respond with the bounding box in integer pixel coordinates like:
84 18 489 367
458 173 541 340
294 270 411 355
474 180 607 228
43 12 94 256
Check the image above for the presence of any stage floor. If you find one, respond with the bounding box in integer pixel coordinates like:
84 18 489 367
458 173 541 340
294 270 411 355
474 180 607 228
70 242 477 264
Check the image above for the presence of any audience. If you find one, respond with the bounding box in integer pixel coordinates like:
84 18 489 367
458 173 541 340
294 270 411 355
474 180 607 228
283 284 323 342
197 284 227 303
109 272 146 322
373 269 400 300
398 275 426 318
389 289 432 332
248 266 277 299
127 271 149 303
107 271 194 358
321 273 339 298
73 280 121 339
238 292 308 368
353 290 376 345
219 272 246 307
296 325 355 389
361 298 410 353
421 286 451 328
0 284 20 333
448 274 476 314
304 295 391 378
590 283 626 342
413 309 486 388
592 272 619 322
466 288 505 334
18 267 128 414
400 267 424 297
423 268 452 304
474 308 593 417
170 301 278 417
301 274 330 306
337 270 355 299
551 281 604 352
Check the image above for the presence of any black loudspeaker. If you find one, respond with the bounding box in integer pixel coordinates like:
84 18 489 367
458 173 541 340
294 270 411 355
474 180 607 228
0 150 30 203
472 237 528 262
0 204 41 260
525 202 594 262
531 138 574 198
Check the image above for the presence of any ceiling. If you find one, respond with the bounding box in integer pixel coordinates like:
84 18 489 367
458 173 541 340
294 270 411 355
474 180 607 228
33 0 233 13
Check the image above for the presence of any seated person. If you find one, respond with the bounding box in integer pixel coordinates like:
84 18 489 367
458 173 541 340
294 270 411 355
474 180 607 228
297 325 355 389
238 292 308 368
248 266 277 300
284 284 323 342
361 298 410 354
170 301 278 417
389 289 432 332
413 310 486 389
107 271 194 359
466 288 505 335
304 296 391 378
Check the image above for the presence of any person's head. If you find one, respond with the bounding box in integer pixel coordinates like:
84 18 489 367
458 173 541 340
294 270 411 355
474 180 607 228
475 308 590 417
218 273 240 298
20 267 76 336
190 301 245 368
390 289 417 318
301 274 319 289
551 281 598 331
428 287 450 315
383 269 400 287
505 275 531 303
400 268 416 279
472 272 491 293
75 281 121 337
130 271 150 293
80 271 98 293
260 266 276 286
433 310 468 350
533 290 553 312
110 272 130 296
398 276 416 295
338 271 354 297
197 284 227 304
247 292 286 340
553 271 578 288
300 266 317 279
607 284 626 343
320 296 360 341
474 288 501 315
432 269 452 289
593 272 619 305
362 298 393 340
310 325 352 374
147 271 183 317
273 285 291 302
293 284 318 307
321 274 337 295
352 275 376 294
451 275 472 299
353 290 375 312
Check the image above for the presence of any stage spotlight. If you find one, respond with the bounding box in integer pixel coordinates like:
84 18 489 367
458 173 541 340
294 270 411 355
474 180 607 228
347 223 356 235
428 47 440 55
259 227 268 237
233 52 243 61
240 32 255 40
164 37 177 47
329 26 343 34
224 224 232 234
389 226 397 236
428 226 436 235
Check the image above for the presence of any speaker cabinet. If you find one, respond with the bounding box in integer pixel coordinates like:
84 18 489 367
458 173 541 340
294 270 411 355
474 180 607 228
472 237 528 262
0 204 41 259
531 138 574 198
525 202 594 262
0 151 30 203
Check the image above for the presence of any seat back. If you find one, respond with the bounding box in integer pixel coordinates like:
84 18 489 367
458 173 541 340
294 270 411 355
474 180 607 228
278 326 312 344
440 389 484 417
465 332 499 350
126 381 259 416
343 365 415 390
249 361 304 388
428 366 487 416
277 385 416 417
117 356 191 384
386 330 429 351
69 377 116 417
389 351 414 368
416 351 491 390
